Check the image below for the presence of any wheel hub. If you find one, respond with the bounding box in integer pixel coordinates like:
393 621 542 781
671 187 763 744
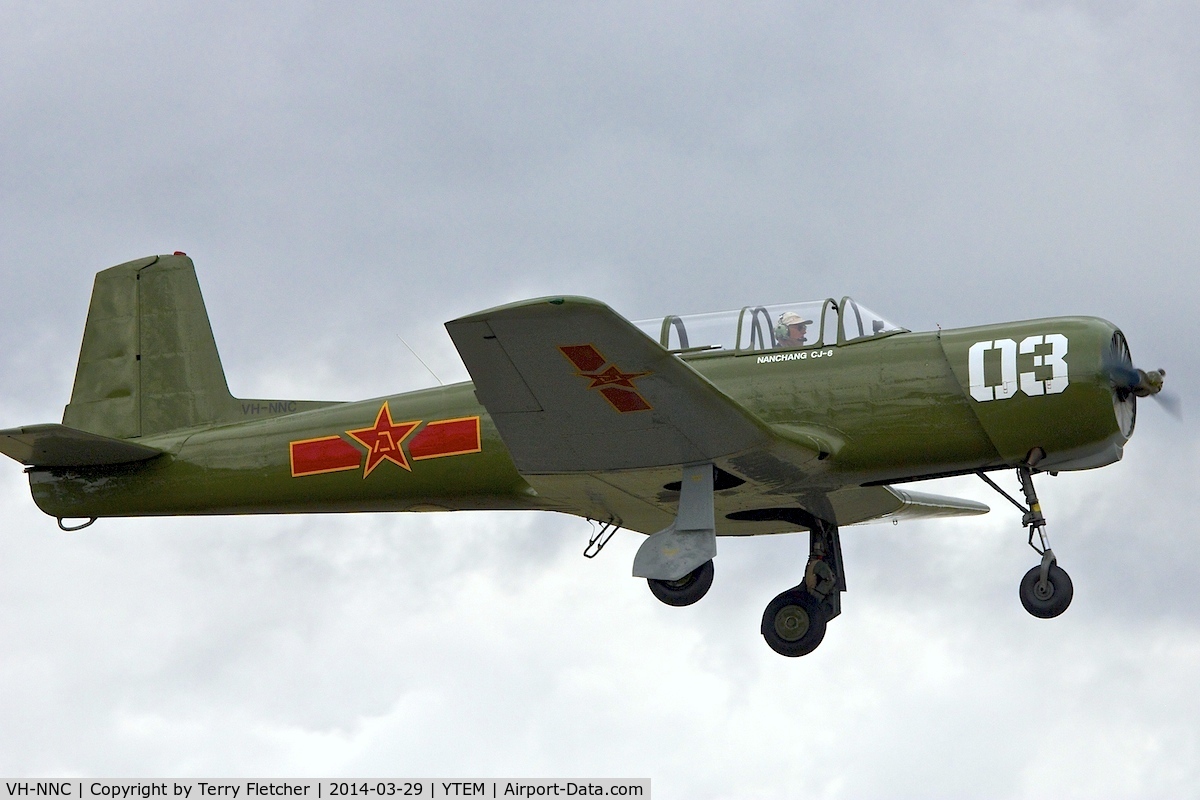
1034 579 1054 601
774 605 811 641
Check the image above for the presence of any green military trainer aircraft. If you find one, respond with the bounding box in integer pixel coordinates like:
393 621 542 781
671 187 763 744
0 254 1171 656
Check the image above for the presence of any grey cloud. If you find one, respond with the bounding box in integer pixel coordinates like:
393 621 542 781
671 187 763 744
2 2 1199 797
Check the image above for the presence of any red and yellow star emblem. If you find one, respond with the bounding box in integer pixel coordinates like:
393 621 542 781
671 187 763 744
581 365 651 390
288 413 483 478
559 344 653 413
345 401 420 477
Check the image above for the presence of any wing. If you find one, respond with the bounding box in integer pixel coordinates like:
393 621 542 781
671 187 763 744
0 424 163 468
830 485 989 526
446 296 788 473
446 296 989 535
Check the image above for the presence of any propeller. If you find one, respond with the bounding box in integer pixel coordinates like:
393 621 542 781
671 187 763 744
1102 335 1181 420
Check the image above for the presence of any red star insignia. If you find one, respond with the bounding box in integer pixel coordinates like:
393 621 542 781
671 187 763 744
581 365 651 390
346 402 420 477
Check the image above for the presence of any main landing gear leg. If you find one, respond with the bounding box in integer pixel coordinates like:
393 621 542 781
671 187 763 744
761 517 844 657
979 450 1074 619
635 463 717 607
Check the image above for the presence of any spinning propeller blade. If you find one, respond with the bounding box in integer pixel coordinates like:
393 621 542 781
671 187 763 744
1101 338 1180 420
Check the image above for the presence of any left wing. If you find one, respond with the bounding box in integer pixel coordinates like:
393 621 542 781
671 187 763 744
446 296 989 534
446 296 800 474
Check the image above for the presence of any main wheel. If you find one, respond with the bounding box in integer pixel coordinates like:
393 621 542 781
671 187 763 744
761 588 827 657
647 559 714 607
1019 563 1074 618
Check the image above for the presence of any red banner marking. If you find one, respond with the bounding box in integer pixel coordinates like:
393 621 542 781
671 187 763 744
559 344 606 372
409 417 482 460
600 387 652 413
290 435 362 477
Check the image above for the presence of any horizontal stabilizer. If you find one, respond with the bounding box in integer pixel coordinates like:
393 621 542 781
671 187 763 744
0 424 163 468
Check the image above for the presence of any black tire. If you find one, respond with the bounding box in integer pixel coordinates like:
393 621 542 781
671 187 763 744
761 587 827 657
647 560 715 607
1019 563 1074 618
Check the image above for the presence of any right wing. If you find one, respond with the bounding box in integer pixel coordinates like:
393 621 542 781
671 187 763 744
829 485 989 526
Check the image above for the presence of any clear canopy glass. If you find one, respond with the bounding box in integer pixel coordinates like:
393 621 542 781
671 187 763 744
633 298 903 354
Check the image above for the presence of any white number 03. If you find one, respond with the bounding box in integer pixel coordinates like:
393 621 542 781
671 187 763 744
968 334 1068 403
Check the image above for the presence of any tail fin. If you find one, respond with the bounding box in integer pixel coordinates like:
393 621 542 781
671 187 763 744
63 253 240 439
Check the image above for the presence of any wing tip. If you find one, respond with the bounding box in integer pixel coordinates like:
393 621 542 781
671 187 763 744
447 295 612 326
890 487 991 517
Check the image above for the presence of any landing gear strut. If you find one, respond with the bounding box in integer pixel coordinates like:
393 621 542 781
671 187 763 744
761 515 844 657
978 450 1074 619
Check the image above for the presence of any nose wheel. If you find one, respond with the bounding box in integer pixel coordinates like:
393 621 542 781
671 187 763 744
1019 558 1074 618
978 451 1074 619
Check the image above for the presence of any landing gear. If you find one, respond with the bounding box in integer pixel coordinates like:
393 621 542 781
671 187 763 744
759 513 844 657
978 450 1074 620
647 559 714 607
761 587 826 657
1019 562 1073 618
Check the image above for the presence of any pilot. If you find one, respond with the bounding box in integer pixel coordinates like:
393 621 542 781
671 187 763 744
776 312 813 349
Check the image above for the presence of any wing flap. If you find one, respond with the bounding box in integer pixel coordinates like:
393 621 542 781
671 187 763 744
447 296 775 473
0 424 163 468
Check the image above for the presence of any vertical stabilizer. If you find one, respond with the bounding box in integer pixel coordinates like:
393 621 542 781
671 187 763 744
63 254 239 439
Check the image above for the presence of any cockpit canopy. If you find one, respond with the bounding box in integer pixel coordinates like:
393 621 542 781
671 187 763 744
633 297 904 354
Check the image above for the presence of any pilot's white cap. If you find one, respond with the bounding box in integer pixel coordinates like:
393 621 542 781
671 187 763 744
779 311 813 326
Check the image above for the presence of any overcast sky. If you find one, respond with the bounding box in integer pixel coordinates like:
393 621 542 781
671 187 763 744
2 3 1198 797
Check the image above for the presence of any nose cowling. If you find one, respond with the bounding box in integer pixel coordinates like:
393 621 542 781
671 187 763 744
940 317 1142 472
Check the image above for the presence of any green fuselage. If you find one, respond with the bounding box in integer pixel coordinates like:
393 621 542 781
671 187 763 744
28 315 1129 528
